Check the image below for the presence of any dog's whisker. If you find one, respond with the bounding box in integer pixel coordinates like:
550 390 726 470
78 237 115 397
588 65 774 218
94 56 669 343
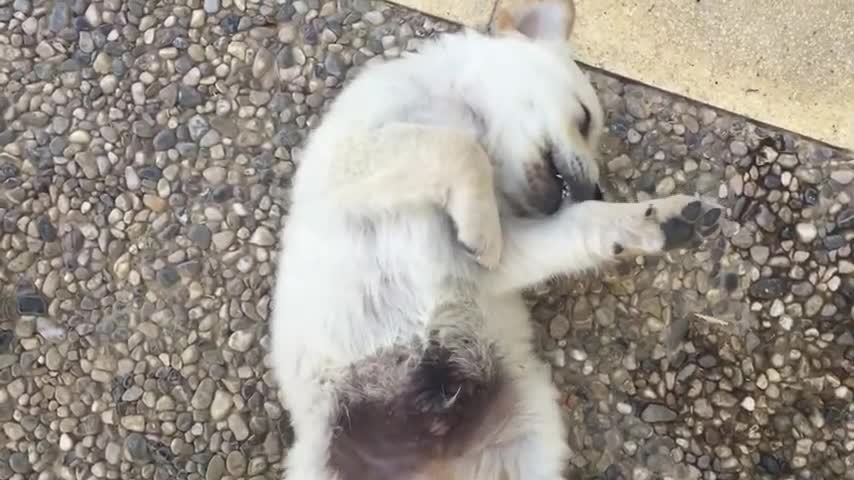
442 384 463 408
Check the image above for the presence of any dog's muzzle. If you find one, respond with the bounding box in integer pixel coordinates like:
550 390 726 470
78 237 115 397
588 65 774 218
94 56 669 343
527 155 602 215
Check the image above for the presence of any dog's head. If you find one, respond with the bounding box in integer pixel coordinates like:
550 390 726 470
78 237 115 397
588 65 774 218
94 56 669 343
465 1 604 216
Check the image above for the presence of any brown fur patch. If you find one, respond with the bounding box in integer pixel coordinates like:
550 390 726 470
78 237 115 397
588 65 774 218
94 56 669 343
328 340 507 480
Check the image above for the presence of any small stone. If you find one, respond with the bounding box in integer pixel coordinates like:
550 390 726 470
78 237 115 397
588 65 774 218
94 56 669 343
769 299 785 317
749 278 787 300
9 251 34 272
795 223 817 243
204 0 219 13
228 413 250 441
126 167 141 190
183 67 201 86
741 396 756 411
698 355 718 368
157 266 179 287
608 154 632 172
625 96 649 119
226 451 247 476
124 433 150 463
655 177 676 195
729 141 748 156
121 415 145 432
143 194 168 212
189 225 212 249
549 315 570 339
210 390 232 421
749 245 770 264
212 231 236 251
203 166 227 184
363 10 384 25
188 115 210 140
228 329 256 352
105 443 121 464
249 226 276 246
37 215 57 241
325 52 346 77
192 378 216 409
36 40 56 58
131 82 146 105
93 52 112 74
831 170 854 185
153 129 177 151
45 347 62 370
156 395 176 411
711 391 738 408
200 129 221 148
252 47 274 79
191 9 206 27
3 422 25 441
9 452 31 474
206 455 225 480
178 86 203 107
641 404 678 423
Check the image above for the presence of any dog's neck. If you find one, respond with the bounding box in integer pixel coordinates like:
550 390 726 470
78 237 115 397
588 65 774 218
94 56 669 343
395 89 488 147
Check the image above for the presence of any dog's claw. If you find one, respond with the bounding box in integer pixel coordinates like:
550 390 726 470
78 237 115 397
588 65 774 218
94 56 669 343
459 230 502 270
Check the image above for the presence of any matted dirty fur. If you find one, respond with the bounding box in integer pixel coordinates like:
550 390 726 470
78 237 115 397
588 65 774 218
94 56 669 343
269 1 722 479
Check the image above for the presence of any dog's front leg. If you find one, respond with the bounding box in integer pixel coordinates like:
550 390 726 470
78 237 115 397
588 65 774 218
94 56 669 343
327 123 502 269
481 195 722 295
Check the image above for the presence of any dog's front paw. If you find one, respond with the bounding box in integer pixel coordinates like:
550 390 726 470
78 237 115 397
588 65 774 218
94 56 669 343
458 218 503 270
450 195 503 270
655 196 722 250
616 195 722 256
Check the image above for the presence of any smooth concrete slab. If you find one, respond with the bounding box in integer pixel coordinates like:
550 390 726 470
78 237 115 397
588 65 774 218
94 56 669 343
392 0 854 150
568 0 853 150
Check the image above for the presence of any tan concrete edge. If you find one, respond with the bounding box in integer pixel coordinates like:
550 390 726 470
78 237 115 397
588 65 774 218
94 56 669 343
389 0 854 151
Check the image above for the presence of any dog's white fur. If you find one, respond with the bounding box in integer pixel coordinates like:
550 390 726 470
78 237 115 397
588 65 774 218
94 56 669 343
271 2 718 479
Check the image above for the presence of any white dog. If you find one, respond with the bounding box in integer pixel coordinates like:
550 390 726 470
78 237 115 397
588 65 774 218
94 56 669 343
270 1 722 479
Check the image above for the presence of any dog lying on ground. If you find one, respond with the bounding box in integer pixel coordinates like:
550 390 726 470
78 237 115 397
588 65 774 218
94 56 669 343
270 1 722 478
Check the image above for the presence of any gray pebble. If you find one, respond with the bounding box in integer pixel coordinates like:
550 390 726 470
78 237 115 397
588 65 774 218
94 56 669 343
206 455 225 480
124 433 150 463
641 404 677 423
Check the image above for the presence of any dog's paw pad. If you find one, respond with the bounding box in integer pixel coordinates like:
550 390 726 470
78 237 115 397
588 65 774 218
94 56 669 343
681 201 703 221
701 208 722 228
661 217 696 250
656 197 722 251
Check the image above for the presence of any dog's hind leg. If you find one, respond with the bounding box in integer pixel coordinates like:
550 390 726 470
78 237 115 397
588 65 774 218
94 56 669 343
481 195 723 294
448 352 569 480
281 390 341 480
325 123 503 269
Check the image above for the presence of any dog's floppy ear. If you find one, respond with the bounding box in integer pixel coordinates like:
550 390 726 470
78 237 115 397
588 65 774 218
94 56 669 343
493 0 575 41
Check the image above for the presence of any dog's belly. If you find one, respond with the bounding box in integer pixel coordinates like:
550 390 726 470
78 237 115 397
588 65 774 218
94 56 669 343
271 203 540 480
270 205 472 385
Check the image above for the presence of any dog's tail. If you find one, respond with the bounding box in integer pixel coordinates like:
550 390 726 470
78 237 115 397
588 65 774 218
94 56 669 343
329 303 512 480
